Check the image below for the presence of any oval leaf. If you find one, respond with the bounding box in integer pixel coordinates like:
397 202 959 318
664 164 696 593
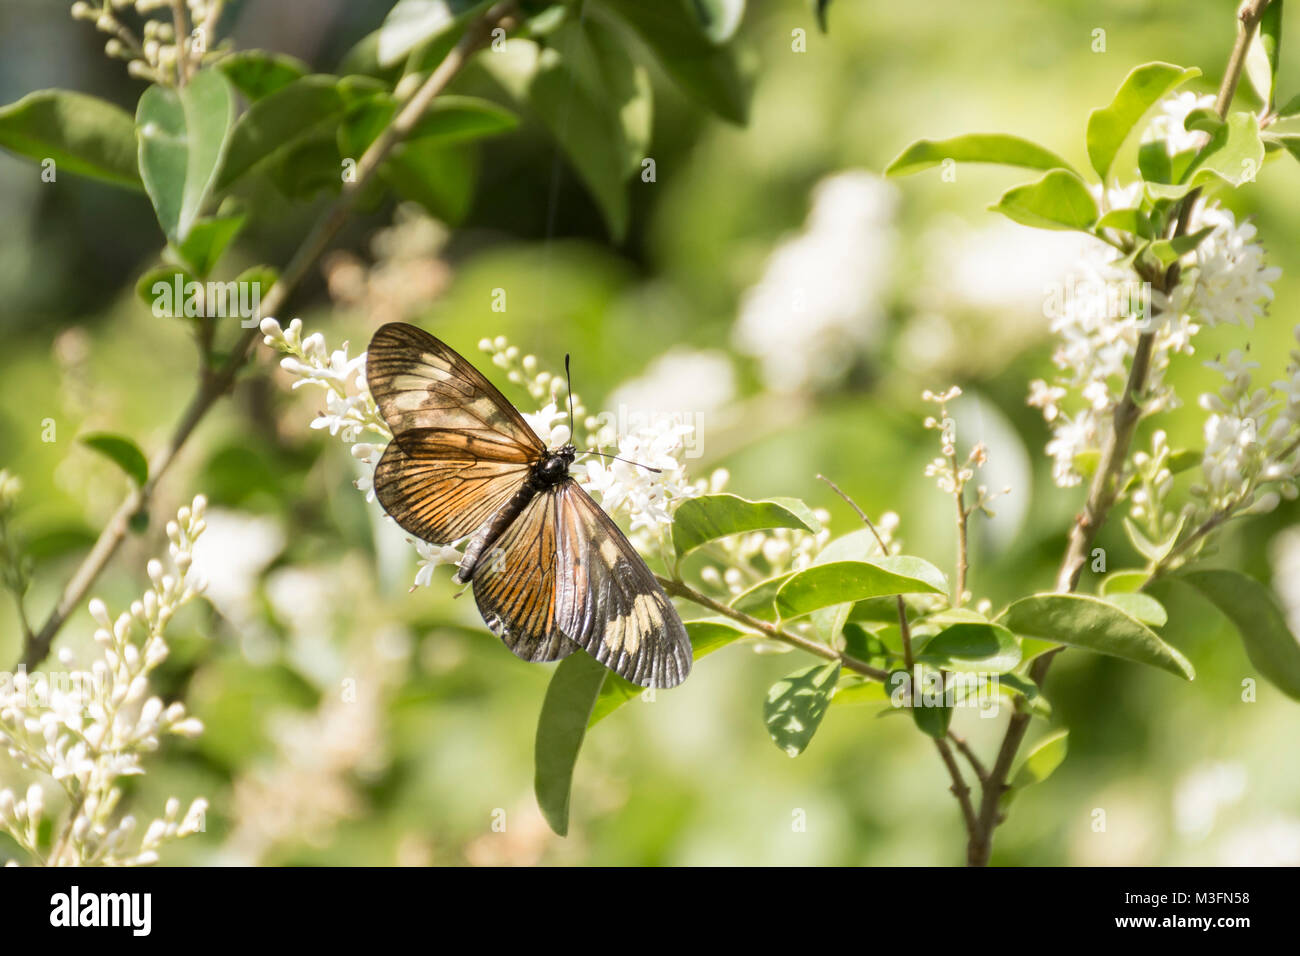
672 493 819 557
0 89 142 190
764 662 839 756
80 433 148 487
886 132 1074 177
1086 62 1200 181
998 593 1194 680
137 69 236 240
775 557 947 619
1179 569 1300 700
534 651 607 836
991 168 1099 231
917 622 1022 673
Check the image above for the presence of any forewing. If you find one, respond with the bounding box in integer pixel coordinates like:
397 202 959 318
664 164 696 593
553 483 692 689
470 488 577 665
366 322 544 460
373 432 530 545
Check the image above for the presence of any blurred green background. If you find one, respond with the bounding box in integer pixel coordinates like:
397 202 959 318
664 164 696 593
2 0 1299 865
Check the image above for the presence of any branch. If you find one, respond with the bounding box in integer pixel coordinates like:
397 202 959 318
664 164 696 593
657 576 891 681
966 0 1274 867
18 2 518 671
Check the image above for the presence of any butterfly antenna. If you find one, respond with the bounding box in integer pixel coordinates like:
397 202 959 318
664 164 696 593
564 353 576 441
578 449 662 474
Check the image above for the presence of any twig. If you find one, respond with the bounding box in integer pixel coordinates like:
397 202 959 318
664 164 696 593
18 2 519 671
948 731 988 784
934 737 979 840
656 576 890 681
967 0 1274 868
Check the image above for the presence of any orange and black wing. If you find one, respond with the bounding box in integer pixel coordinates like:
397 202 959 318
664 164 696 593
366 323 541 546
366 321 544 461
469 488 577 664
553 482 692 689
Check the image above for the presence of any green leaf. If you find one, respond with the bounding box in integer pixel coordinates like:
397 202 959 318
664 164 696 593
589 619 746 726
830 676 887 706
1086 62 1200 181
216 75 373 190
916 622 1022 673
80 433 149 487
1245 0 1283 107
1182 111 1264 188
135 266 196 317
383 140 477 224
1096 207 1153 239
998 672 1051 719
694 0 746 43
1099 570 1149 595
1103 592 1167 628
1183 106 1224 135
672 493 819 557
991 168 1099 231
534 651 607 836
775 557 947 619
764 662 839 756
377 0 493 67
1267 132 1300 162
137 70 236 240
1179 569 1300 700
1277 91 1300 119
0 89 142 190
599 0 753 124
728 572 794 622
906 668 953 738
1010 729 1068 793
885 133 1074 177
170 210 246 277
1148 225 1215 267
998 593 1194 680
216 50 310 100
1123 513 1185 563
1138 140 1174 183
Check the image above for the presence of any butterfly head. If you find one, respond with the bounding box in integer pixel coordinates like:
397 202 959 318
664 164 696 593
536 443 577 486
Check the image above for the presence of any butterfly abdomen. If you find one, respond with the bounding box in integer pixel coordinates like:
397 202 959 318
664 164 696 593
454 481 539 583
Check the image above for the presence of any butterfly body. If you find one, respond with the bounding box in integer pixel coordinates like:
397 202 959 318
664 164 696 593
366 323 692 688
454 443 576 584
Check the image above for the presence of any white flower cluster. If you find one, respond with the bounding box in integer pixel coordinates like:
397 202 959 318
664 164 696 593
1193 342 1300 518
0 497 210 865
1029 200 1280 488
734 171 897 393
71 0 226 84
922 386 1008 517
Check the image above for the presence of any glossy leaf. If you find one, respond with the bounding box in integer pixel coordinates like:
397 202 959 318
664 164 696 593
1086 62 1200 181
170 211 246 277
0 89 142 190
764 662 839 756
216 51 310 100
1102 592 1168 628
137 69 235 240
672 493 819 557
80 433 148 487
1181 111 1264 188
999 593 1194 680
886 133 1074 177
916 622 1022 673
535 651 607 836
1010 729 1069 792
600 0 753 124
775 557 947 619
377 0 492 67
991 168 1098 231
1179 569 1300 700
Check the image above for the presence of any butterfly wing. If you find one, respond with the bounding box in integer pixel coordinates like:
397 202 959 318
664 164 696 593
553 482 692 689
469 488 577 664
367 322 544 461
367 323 542 546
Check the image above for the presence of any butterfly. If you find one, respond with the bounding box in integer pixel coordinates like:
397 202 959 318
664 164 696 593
365 322 692 689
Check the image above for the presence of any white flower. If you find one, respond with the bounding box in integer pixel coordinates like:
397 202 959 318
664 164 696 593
581 414 698 535
733 170 897 392
0 497 210 866
412 540 463 588
1183 204 1281 329
1144 91 1216 156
